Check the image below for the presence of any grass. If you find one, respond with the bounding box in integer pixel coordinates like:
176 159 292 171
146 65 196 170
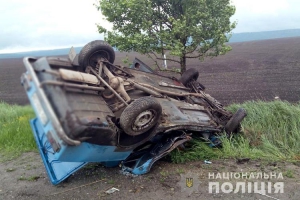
171 100 300 163
283 169 295 178
1 100 300 164
18 175 40 181
0 102 36 161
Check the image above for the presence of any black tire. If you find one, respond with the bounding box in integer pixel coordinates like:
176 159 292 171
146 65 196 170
225 108 247 134
78 40 115 72
120 97 162 136
179 68 199 86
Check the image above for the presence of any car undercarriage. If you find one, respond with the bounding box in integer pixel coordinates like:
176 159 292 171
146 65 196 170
21 40 246 184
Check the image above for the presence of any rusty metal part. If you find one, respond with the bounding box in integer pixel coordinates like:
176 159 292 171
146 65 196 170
178 106 206 111
116 83 131 102
98 58 104 77
47 57 73 68
190 91 232 121
101 63 131 102
132 81 204 98
111 103 126 112
141 134 192 169
108 76 131 102
127 80 162 96
109 77 119 89
40 80 105 91
164 125 220 133
102 63 115 79
59 69 99 85
106 62 134 77
88 66 129 106
159 81 190 90
102 90 115 99
189 80 205 92
23 57 81 146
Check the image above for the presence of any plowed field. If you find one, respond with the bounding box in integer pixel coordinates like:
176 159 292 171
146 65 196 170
0 37 299 105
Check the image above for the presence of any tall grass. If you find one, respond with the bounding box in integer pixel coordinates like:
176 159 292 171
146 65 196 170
0 102 36 160
1 100 300 163
172 100 300 163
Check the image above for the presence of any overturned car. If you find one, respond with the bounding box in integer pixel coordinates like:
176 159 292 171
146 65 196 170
21 40 246 185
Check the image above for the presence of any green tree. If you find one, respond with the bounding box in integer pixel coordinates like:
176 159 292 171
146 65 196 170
96 0 236 72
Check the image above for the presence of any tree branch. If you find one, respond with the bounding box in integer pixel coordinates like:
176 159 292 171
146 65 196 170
148 51 180 63
146 52 162 70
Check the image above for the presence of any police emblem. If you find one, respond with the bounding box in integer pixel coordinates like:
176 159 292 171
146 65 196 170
186 178 193 188
178 172 201 195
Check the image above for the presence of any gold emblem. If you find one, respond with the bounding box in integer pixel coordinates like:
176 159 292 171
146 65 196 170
186 178 193 188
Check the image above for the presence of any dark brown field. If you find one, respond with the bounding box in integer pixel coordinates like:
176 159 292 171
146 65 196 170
195 37 300 105
1 37 300 106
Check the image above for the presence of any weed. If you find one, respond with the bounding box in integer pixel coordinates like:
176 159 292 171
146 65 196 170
176 168 185 174
171 100 300 163
6 168 15 172
160 177 165 182
25 164 32 170
18 175 40 181
0 102 36 161
160 170 169 177
284 170 294 178
1 100 300 165
227 101 300 160
107 179 115 184
171 139 220 163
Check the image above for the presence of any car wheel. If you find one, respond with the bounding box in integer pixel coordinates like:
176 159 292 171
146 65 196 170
179 68 199 86
225 108 247 134
78 40 115 72
120 97 162 136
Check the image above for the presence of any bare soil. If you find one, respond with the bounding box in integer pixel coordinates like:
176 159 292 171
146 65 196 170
1 37 300 199
0 37 300 105
0 152 300 199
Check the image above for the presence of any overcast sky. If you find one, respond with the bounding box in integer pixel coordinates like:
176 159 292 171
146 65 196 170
0 0 299 53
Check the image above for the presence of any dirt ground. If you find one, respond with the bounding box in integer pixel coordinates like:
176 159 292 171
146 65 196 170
0 152 300 200
0 37 300 199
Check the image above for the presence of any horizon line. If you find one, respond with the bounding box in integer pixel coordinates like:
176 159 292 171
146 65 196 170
1 28 300 54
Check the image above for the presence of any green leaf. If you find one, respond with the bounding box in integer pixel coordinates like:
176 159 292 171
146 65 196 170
96 0 236 72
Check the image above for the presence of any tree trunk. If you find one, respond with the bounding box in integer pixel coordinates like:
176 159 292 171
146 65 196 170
180 55 186 73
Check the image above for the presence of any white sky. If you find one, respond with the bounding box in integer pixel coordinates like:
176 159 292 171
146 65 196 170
0 0 299 53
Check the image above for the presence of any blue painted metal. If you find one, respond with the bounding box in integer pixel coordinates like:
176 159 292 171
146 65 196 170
30 118 87 185
121 158 153 175
23 62 133 184
54 142 132 162
208 135 223 147
30 118 133 184
131 159 152 175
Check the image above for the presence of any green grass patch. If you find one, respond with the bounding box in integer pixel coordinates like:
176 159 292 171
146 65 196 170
1 100 300 164
0 102 36 161
171 100 300 163
18 175 40 181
